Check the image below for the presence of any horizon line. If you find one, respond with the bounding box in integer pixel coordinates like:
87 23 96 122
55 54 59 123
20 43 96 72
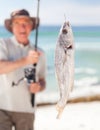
0 23 100 27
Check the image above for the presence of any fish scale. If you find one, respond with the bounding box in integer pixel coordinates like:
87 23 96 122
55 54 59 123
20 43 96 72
55 21 74 118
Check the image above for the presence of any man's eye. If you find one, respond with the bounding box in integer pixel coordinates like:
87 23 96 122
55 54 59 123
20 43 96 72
12 22 19 26
24 22 30 25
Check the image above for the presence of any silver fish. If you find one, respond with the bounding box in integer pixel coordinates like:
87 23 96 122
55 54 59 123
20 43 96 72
55 21 74 118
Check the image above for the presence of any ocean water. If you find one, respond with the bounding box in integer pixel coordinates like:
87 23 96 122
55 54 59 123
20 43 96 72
0 25 100 97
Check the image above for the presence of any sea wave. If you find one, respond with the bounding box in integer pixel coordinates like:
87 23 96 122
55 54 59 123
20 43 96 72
75 68 96 74
47 67 97 75
38 75 100 104
36 82 100 105
76 42 100 51
75 77 99 88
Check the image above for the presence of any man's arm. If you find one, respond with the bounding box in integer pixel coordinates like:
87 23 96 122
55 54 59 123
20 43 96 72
0 50 40 74
0 58 27 74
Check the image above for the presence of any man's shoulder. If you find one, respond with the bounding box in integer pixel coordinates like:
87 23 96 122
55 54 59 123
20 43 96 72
0 37 13 49
0 38 7 47
0 37 11 44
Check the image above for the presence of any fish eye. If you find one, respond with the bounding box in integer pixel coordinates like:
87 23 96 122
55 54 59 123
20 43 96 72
62 29 68 34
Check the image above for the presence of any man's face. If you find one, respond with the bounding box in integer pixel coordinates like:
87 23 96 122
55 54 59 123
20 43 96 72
12 17 33 45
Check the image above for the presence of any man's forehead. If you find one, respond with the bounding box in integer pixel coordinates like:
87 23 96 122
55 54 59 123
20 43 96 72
12 17 31 22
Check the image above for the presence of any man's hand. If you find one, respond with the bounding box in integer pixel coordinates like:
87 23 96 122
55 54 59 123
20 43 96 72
29 79 46 93
25 50 41 65
29 82 41 93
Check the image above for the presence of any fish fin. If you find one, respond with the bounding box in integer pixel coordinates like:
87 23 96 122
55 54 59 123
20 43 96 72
67 45 73 49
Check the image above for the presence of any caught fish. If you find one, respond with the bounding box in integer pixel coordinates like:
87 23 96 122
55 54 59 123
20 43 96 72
55 21 74 118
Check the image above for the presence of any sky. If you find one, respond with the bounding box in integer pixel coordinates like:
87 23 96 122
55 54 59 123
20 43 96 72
0 0 100 26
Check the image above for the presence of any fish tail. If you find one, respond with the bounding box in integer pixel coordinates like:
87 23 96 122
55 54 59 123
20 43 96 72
56 104 64 119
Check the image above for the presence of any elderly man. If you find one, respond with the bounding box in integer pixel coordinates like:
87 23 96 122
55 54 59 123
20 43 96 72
0 9 46 130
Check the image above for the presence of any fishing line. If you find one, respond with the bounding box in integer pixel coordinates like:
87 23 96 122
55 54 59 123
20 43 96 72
64 14 66 22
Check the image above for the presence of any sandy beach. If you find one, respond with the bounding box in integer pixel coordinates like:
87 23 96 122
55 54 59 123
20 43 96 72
35 101 100 130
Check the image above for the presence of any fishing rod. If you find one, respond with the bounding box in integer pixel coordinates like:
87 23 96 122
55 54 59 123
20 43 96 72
12 0 40 107
31 0 40 107
35 0 40 50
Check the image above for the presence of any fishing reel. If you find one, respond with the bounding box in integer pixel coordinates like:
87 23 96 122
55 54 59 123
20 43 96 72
24 67 36 84
12 66 36 86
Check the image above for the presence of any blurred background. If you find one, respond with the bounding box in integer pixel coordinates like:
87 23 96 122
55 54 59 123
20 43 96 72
0 0 100 104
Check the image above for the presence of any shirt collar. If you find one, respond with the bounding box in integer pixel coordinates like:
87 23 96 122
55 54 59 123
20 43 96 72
11 36 31 48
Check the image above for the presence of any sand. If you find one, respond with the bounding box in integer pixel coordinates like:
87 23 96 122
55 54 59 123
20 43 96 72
35 101 100 130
